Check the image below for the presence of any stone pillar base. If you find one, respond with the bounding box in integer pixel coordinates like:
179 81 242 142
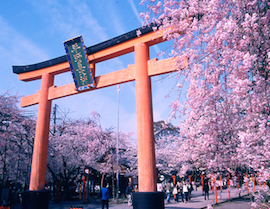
133 192 164 209
22 190 50 209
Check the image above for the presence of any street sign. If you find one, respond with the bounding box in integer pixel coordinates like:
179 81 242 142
64 36 96 91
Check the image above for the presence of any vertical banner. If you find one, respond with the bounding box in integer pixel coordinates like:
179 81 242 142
64 36 96 91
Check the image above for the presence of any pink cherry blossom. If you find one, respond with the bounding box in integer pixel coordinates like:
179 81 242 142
141 0 270 192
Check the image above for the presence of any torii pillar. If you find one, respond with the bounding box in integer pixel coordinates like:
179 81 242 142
13 25 183 209
135 43 156 191
29 73 54 191
22 73 54 209
132 43 164 209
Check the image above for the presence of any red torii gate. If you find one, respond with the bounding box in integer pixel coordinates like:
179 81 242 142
13 26 182 209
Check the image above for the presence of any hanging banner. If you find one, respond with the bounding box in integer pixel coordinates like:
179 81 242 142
64 36 96 91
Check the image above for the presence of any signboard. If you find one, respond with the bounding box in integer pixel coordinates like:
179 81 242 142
64 36 96 91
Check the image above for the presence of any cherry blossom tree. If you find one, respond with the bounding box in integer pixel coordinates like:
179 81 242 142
0 92 35 188
47 115 107 198
153 121 181 174
155 134 180 174
154 120 180 140
140 0 270 185
0 94 136 199
47 111 136 198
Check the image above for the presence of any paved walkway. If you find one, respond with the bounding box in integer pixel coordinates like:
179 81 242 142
49 186 255 209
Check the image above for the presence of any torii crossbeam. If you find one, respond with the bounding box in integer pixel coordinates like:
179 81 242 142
13 26 181 209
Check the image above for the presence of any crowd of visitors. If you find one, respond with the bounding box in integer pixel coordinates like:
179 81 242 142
160 177 212 204
100 177 212 207
159 179 195 204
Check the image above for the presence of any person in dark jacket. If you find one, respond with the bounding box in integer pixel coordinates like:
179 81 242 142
101 183 111 209
203 179 210 200
126 182 133 206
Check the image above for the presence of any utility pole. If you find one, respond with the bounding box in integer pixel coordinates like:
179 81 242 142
53 104 57 135
116 85 120 200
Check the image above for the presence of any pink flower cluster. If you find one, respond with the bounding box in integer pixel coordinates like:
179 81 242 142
141 0 270 178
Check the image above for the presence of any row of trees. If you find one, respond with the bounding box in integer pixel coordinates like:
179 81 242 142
140 1 270 207
0 92 181 198
0 93 137 199
0 92 182 199
47 110 137 199
0 93 35 188
140 0 270 181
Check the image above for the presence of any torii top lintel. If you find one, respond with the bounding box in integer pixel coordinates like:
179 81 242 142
13 25 165 81
13 25 178 107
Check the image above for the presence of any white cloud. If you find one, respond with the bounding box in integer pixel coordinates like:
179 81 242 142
29 0 108 44
0 16 50 65
104 1 127 35
128 0 143 24
0 15 50 96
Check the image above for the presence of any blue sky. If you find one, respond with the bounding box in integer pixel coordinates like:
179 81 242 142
0 0 180 137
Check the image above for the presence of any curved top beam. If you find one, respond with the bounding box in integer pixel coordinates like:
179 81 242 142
13 24 159 75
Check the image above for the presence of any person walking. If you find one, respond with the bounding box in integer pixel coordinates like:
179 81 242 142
172 182 179 202
183 181 189 203
126 182 133 206
101 183 111 209
178 181 184 202
188 181 193 200
203 179 210 200
164 180 172 203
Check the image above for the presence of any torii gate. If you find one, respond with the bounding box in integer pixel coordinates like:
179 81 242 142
13 26 181 209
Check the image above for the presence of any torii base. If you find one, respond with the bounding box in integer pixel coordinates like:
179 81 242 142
132 192 164 209
22 190 50 209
